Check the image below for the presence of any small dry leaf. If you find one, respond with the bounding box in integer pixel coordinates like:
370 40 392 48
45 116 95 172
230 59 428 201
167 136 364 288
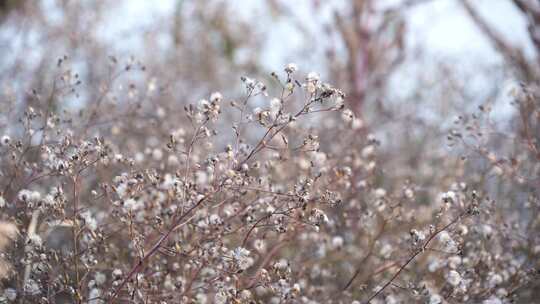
0 221 18 250
0 221 17 280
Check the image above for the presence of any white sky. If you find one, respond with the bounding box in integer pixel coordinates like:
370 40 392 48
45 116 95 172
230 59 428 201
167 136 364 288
100 0 534 72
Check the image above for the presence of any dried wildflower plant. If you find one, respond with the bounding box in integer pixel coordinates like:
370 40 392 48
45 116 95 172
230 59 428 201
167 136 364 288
0 57 538 304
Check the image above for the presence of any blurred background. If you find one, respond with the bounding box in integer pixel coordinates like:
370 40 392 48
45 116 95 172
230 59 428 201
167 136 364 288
0 0 535 112
1 0 539 183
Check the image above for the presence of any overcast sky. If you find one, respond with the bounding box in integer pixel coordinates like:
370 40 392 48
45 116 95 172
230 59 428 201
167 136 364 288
100 0 534 70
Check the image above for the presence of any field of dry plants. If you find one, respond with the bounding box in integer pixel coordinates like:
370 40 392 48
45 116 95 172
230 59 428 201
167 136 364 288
0 1 539 303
